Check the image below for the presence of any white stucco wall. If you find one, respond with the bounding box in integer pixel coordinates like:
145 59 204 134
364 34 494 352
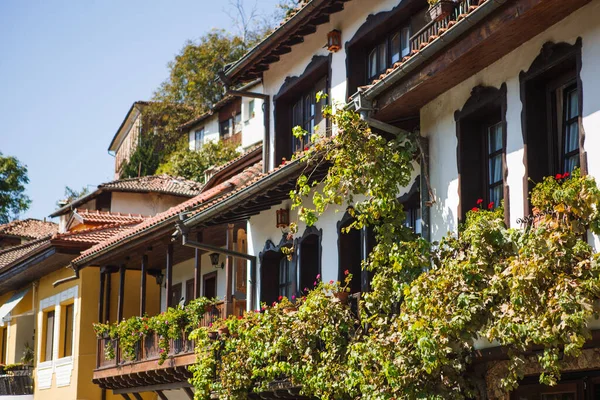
241 90 264 149
420 0 600 243
187 115 221 151
110 192 186 216
260 0 404 171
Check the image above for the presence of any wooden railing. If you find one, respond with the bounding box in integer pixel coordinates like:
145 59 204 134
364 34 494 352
96 301 227 369
410 0 476 53
221 131 242 147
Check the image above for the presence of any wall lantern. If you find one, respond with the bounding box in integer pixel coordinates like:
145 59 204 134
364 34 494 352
209 252 224 269
276 208 290 228
327 29 342 52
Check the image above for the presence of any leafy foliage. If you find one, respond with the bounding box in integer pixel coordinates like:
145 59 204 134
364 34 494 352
93 297 216 365
156 140 240 183
185 103 600 399
56 185 90 208
0 152 30 223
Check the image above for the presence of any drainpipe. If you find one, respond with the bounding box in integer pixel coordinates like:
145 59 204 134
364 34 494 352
353 91 433 242
176 220 258 312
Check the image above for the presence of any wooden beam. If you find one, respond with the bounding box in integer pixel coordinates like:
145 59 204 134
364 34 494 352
105 272 111 322
165 244 174 308
194 232 202 300
156 391 168 400
224 224 234 319
117 265 126 322
183 387 194 399
121 395 131 400
132 394 143 400
140 254 147 316
98 271 105 323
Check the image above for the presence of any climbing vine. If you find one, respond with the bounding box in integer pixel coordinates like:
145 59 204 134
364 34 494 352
190 104 600 398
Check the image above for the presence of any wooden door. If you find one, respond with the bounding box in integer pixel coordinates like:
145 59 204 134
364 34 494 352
203 272 217 299
235 229 247 298
170 283 182 308
185 279 194 304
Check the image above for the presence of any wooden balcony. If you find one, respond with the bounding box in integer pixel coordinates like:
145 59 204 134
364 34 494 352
221 131 242 147
93 302 227 394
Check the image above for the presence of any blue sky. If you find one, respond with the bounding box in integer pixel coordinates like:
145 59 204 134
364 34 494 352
0 0 280 221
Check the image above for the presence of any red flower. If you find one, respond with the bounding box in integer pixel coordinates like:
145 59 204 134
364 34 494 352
563 172 570 178
471 207 478 212
238 315 243 319
488 202 494 210
555 173 562 180
278 295 283 301
476 199 483 205
304 146 309 151
272 302 277 306
344 269 349 276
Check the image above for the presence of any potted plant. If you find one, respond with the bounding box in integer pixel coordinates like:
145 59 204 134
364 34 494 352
333 270 353 304
427 0 456 22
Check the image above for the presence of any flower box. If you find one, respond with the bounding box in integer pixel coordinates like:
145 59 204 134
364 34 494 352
428 0 456 22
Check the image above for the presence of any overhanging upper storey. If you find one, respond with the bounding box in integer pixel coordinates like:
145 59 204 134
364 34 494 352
357 0 591 122
223 0 351 85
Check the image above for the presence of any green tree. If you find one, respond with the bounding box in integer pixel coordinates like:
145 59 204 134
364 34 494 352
0 152 31 224
156 141 240 183
56 186 90 208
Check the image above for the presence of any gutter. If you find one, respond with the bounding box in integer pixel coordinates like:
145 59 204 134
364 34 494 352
358 0 506 102
53 267 79 288
180 159 305 229
224 0 328 81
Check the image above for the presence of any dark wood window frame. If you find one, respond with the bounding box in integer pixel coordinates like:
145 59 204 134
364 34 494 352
337 210 375 294
274 55 331 165
295 226 323 296
455 84 509 226
520 38 585 215
398 176 422 235
169 282 183 308
259 235 294 305
62 303 74 358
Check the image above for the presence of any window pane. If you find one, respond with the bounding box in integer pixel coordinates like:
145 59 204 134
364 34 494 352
378 43 387 72
249 100 255 118
567 88 578 119
489 185 503 209
401 27 411 57
63 304 73 358
489 154 502 185
390 33 401 64
488 123 502 153
565 154 579 173
45 311 55 361
369 49 377 78
565 122 579 153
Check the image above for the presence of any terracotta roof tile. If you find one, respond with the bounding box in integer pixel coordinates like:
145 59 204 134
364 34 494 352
99 175 202 197
72 209 150 225
0 237 51 270
71 162 264 266
53 223 141 246
0 219 58 240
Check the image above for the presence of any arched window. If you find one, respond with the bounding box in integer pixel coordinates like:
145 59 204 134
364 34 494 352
259 236 294 305
296 226 322 294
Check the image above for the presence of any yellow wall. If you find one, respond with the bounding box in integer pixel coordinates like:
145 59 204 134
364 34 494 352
34 267 80 400
105 268 162 323
0 287 35 365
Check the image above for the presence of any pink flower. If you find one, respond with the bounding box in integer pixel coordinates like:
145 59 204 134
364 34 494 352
344 269 349 276
272 302 277 306
313 281 317 286
292 295 296 300
304 287 309 292
316 274 321 280
278 295 283 301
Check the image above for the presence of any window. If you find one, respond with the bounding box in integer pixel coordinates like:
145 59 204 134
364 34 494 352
43 310 55 362
203 272 217 299
278 258 293 299
60 303 74 358
456 85 507 222
170 282 182 308
291 76 327 153
185 279 194 305
487 122 504 208
260 238 294 305
234 112 242 134
367 26 411 81
194 128 204 151
219 119 232 139
521 40 583 212
0 328 6 364
248 100 255 119
400 186 422 235
297 227 322 295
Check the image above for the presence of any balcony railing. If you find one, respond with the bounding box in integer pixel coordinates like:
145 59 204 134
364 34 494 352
221 131 241 147
0 366 33 396
410 0 477 53
96 301 225 369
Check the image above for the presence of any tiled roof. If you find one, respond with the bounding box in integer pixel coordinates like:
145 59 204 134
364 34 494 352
72 209 149 225
99 175 203 197
0 219 58 240
366 1 484 89
0 237 51 270
71 162 264 267
52 223 141 246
